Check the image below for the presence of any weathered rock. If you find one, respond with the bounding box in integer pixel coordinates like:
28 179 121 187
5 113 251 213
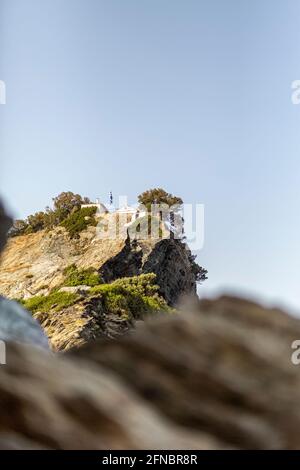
0 341 221 450
72 296 300 450
0 227 205 306
0 200 49 349
142 239 202 306
33 294 135 351
100 237 204 306
59 285 91 295
0 295 299 449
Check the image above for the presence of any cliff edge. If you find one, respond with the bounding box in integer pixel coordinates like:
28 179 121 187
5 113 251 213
0 226 203 305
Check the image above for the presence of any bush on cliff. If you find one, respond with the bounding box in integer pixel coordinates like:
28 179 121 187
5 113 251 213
63 264 101 287
60 206 97 238
21 291 80 314
52 192 91 223
90 273 170 318
22 274 170 319
9 192 94 237
138 188 183 211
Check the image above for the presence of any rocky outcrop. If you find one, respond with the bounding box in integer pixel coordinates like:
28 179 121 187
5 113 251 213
33 292 135 351
0 227 124 300
143 239 202 305
100 237 203 306
0 227 205 306
0 201 49 349
0 296 300 449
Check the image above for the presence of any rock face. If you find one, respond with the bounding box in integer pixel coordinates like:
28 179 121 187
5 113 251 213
100 237 201 306
0 296 300 449
0 220 205 350
33 293 135 351
0 227 124 300
0 201 49 349
0 227 203 306
73 296 300 450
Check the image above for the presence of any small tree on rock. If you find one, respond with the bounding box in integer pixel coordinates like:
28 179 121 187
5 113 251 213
138 188 183 211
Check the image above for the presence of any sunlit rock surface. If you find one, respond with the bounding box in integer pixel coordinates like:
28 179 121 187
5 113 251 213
0 228 204 306
0 201 49 349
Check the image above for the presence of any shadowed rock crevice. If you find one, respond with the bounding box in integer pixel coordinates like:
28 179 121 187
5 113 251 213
142 239 200 306
99 236 143 282
100 236 205 306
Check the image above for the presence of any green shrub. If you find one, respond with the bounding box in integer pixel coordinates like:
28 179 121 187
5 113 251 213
63 264 101 287
9 192 93 238
138 188 183 211
61 207 97 238
90 273 159 296
22 291 79 313
20 273 170 320
90 273 169 319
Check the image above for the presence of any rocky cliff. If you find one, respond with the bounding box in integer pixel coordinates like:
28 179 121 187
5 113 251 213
0 225 206 350
0 202 49 349
0 296 299 450
1 201 299 449
0 226 203 306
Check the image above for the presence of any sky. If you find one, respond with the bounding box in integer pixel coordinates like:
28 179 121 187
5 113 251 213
0 0 300 313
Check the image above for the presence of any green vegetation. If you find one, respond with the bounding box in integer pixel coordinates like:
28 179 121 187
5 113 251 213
63 264 101 287
138 187 183 211
61 206 97 238
21 291 79 314
90 274 170 319
52 191 91 223
21 273 170 320
9 191 94 238
9 188 184 239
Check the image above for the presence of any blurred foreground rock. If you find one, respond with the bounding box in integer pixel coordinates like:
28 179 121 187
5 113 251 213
0 296 300 449
0 298 49 349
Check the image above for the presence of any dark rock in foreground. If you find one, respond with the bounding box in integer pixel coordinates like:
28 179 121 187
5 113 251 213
0 296 299 449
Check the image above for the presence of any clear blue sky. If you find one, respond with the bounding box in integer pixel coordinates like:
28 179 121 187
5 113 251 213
1 0 300 312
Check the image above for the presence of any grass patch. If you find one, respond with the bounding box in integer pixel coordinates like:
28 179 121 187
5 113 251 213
20 273 171 320
63 264 101 287
21 291 79 313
